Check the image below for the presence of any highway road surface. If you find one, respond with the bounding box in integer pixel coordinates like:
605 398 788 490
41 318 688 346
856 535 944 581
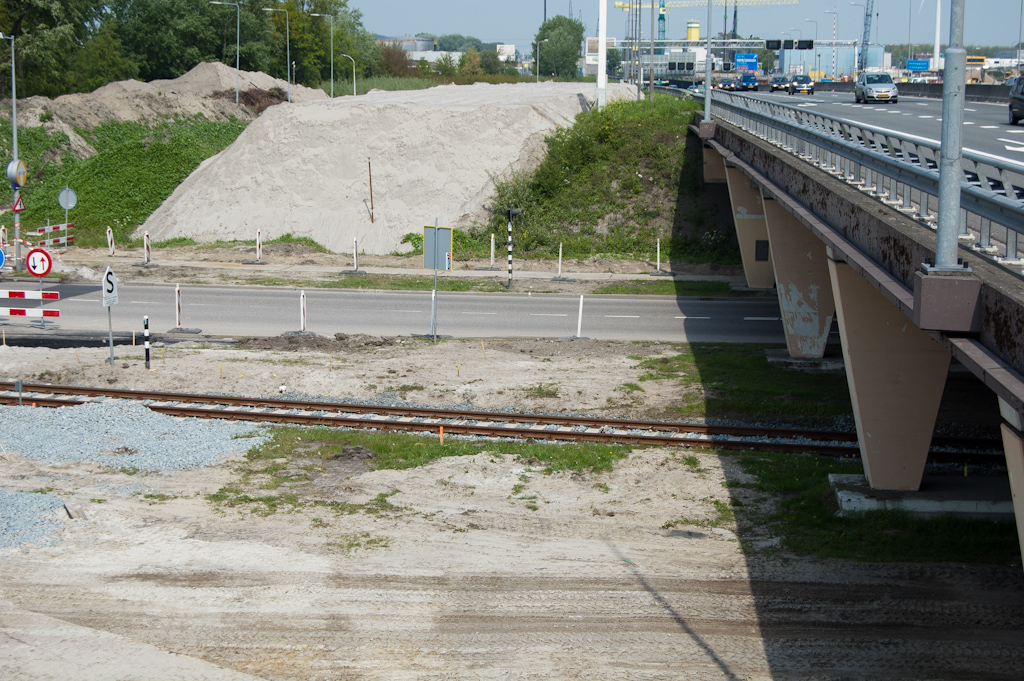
0 282 790 344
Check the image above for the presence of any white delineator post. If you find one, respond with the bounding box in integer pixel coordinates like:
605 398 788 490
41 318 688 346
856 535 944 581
353 239 358 271
175 284 181 328
107 227 114 256
256 229 263 261
576 295 584 338
300 289 306 332
657 238 661 272
490 233 495 268
144 232 152 264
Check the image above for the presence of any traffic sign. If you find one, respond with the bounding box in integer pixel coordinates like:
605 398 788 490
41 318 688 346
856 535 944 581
908 59 930 72
735 53 758 72
58 187 77 210
12 194 24 212
423 225 453 272
102 267 119 307
6 159 26 188
25 248 52 277
0 249 6 271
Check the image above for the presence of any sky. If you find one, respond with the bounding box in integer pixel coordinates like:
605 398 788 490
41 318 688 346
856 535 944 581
350 1 1024 52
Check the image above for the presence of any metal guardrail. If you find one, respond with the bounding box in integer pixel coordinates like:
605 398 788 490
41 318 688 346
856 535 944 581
662 86 1024 268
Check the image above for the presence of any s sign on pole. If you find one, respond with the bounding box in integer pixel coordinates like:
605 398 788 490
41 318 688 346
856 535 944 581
102 266 119 365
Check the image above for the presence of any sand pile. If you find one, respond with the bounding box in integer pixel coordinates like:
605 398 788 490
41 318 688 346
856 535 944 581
138 82 638 255
11 62 327 157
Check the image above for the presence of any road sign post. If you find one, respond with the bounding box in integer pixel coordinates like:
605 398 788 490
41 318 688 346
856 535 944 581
25 247 55 329
423 221 452 342
102 266 119 364
58 186 76 234
8 159 26 271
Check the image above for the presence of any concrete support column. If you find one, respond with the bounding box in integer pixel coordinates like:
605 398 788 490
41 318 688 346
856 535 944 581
725 166 775 289
828 254 951 491
998 398 1024 569
762 194 836 358
702 143 727 183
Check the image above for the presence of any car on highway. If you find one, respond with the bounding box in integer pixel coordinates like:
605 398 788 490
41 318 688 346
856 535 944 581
1010 77 1024 124
739 73 759 91
715 78 740 91
769 75 790 92
855 72 899 103
788 75 814 95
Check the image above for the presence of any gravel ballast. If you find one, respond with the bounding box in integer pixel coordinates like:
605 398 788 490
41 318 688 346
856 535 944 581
0 489 67 550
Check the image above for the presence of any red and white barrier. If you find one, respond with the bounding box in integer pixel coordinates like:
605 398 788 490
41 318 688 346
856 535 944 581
35 222 73 234
0 289 60 319
144 232 152 264
107 227 115 256
34 223 73 250
37 234 74 248
0 291 58 300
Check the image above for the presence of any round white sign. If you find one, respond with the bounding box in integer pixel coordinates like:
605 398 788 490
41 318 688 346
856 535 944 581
25 248 53 277
58 187 77 210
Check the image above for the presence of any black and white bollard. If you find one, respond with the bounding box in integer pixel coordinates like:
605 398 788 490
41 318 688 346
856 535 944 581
144 316 150 369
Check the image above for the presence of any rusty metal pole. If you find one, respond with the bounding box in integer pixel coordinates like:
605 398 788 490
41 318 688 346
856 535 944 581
367 157 374 224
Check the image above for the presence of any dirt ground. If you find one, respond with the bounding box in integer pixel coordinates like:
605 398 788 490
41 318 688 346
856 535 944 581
1 331 1023 680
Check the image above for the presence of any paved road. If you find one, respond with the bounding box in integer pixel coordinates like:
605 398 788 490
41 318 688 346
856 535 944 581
746 90 1023 163
0 282 789 343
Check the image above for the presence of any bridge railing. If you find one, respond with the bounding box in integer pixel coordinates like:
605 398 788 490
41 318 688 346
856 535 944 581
665 87 1024 269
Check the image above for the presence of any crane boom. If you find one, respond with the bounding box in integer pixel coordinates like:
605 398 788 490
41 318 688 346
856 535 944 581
859 0 874 71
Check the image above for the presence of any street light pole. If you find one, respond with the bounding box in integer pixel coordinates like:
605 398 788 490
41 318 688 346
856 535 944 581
805 19 818 77
210 1 240 105
536 38 549 83
309 12 333 98
0 32 19 271
263 6 290 102
339 53 355 96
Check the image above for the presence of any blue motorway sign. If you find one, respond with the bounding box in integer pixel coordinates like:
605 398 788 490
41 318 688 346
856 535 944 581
0 248 6 270
908 59 930 71
735 53 758 71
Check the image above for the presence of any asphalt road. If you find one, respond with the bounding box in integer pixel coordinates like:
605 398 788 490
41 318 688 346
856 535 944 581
0 282 789 343
746 90 1023 163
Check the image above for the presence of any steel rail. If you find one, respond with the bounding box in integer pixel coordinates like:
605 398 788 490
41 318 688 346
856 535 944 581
0 382 1001 461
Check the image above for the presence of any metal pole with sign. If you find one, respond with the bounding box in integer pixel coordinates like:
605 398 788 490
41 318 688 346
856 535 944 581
422 221 452 343
102 266 119 364
58 186 76 230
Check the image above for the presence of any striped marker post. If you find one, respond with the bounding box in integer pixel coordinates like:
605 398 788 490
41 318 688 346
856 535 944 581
144 232 152 264
144 316 150 369
256 229 263 261
175 284 181 328
107 227 114 256
300 290 306 332
1 226 7 249
507 217 513 288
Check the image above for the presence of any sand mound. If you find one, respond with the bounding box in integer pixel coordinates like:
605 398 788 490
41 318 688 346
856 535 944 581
138 82 638 255
11 62 327 157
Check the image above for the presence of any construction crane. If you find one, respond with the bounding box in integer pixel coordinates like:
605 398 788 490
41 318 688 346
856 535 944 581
613 0 800 41
858 0 874 72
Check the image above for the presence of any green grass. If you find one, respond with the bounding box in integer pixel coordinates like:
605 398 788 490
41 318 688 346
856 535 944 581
521 382 560 398
731 452 1021 564
329 531 391 553
635 343 853 421
592 280 741 296
0 115 248 248
663 497 735 530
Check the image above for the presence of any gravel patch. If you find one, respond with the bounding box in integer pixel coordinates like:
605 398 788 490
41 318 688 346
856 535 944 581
0 400 268 471
0 489 66 550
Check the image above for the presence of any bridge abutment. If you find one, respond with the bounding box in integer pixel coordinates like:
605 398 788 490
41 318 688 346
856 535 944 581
762 194 836 358
724 166 774 289
829 252 951 491
998 399 1024 566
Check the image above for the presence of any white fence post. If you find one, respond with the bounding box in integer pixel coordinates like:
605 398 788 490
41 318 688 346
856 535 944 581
175 284 181 328
107 227 114 256
300 290 306 332
576 295 584 338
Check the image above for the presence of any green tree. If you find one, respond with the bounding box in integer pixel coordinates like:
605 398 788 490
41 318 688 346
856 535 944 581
479 49 501 75
436 52 456 78
380 41 410 76
436 33 483 52
67 23 139 93
110 0 220 81
416 56 431 78
534 15 583 79
459 48 482 78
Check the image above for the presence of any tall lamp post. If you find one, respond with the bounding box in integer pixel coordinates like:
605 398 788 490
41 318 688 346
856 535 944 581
0 32 20 271
263 6 290 102
339 54 355 96
805 19 818 78
309 12 333 98
536 38 549 83
210 1 240 104
850 2 866 73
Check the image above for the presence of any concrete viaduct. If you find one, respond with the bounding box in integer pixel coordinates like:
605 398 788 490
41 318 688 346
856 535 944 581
693 104 1024 567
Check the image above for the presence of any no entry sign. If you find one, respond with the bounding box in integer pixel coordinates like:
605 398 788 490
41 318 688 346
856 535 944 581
25 249 52 277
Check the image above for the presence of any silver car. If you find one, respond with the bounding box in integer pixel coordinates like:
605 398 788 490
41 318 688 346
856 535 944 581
855 72 899 103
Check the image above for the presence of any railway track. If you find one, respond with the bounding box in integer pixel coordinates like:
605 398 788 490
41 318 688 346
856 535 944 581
0 381 1003 461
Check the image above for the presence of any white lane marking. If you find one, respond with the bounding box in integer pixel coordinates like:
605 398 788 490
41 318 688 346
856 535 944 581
919 115 933 119
604 315 640 318
965 108 977 112
964 121 975 125
981 125 1000 129
744 317 781 321
675 316 711 320
531 313 568 317
1006 129 1024 133
916 103 929 106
